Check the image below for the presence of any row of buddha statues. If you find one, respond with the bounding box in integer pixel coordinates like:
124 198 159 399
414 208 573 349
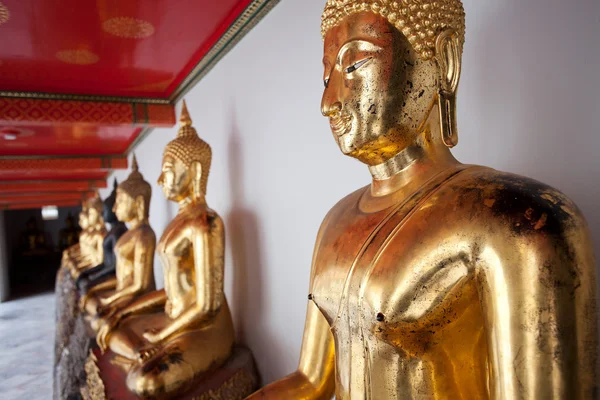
56 0 598 399
59 102 245 399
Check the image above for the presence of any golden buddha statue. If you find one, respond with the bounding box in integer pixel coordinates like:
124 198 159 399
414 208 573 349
81 156 156 329
248 1 598 399
61 205 88 268
66 195 106 277
96 102 235 398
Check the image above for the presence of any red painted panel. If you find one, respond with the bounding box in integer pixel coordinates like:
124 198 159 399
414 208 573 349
0 180 107 194
0 0 252 98
0 156 126 181
4 200 81 210
0 192 91 204
0 98 175 127
0 169 109 181
0 125 142 156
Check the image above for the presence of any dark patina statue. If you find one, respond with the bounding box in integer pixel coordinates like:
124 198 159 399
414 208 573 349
76 179 128 293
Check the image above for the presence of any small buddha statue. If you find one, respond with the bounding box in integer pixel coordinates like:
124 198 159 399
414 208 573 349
59 213 81 251
76 178 128 293
96 102 235 398
248 1 598 399
60 203 87 272
81 156 156 329
19 216 49 254
66 195 106 277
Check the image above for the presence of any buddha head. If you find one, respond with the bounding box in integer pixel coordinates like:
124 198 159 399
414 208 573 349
87 192 104 227
103 178 119 224
320 0 465 165
158 100 212 204
114 155 152 223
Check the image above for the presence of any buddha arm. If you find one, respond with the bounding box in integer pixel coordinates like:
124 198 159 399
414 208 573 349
248 215 335 400
102 236 154 305
478 221 597 399
93 234 104 265
247 301 336 399
80 278 117 310
117 289 168 318
147 218 225 342
87 277 117 294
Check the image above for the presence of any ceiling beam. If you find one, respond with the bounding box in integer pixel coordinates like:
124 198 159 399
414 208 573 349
3 200 81 210
0 180 107 194
0 97 175 127
0 192 93 205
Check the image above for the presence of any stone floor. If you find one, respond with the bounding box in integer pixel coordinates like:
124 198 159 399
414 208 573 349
0 292 54 400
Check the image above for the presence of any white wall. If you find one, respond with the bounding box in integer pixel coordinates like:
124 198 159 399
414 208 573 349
101 0 600 385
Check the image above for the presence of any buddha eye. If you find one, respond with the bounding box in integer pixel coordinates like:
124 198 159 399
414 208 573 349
324 78 330 88
345 57 372 73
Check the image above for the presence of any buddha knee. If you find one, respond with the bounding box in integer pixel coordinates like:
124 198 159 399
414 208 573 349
126 368 167 398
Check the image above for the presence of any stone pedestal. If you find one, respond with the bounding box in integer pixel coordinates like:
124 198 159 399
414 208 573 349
82 346 259 400
54 265 93 400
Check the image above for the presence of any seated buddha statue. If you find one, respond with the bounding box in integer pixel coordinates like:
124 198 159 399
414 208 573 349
67 195 106 277
77 179 128 293
248 1 598 399
61 206 87 270
81 156 156 329
19 216 49 255
96 102 235 398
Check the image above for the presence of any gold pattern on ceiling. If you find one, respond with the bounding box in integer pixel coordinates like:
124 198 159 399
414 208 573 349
102 17 155 39
0 1 9 26
55 49 100 65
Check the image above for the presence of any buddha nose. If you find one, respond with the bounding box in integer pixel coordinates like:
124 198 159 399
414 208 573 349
321 78 342 117
322 101 342 118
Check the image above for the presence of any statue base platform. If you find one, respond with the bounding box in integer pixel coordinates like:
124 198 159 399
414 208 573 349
81 345 258 400
55 264 94 400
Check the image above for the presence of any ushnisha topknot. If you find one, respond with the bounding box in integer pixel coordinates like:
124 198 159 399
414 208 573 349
163 100 212 195
118 154 152 217
321 0 466 60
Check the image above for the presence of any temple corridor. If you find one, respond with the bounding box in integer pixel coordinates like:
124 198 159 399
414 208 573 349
0 293 54 399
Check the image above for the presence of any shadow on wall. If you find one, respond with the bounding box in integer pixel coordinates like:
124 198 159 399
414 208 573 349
226 111 289 382
464 0 600 264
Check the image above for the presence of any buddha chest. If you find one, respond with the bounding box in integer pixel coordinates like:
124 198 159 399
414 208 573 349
310 168 489 399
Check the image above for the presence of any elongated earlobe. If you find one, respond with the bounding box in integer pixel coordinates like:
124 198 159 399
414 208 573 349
435 29 462 148
136 196 145 221
191 161 203 203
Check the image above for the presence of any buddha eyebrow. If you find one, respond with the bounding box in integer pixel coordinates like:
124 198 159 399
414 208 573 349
336 39 379 64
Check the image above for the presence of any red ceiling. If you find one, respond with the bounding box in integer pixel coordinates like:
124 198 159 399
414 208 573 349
0 0 252 98
0 125 143 156
0 0 278 209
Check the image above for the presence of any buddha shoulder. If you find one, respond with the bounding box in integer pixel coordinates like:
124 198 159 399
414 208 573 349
445 166 590 240
187 207 224 234
133 224 156 244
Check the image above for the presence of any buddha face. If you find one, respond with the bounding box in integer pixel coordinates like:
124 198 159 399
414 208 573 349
88 207 100 225
79 211 89 230
321 12 439 165
158 155 193 202
113 188 136 222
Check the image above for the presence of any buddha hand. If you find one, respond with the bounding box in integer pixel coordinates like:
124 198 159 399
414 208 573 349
142 327 162 344
136 343 160 363
97 311 122 352
79 294 89 312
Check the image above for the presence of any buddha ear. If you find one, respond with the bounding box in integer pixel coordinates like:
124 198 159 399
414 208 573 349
190 161 203 201
435 29 462 148
135 195 145 220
